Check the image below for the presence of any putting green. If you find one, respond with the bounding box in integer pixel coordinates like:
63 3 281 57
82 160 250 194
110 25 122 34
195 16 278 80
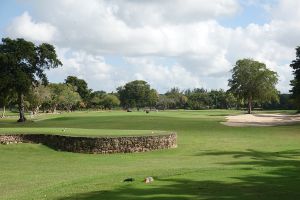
0 127 167 137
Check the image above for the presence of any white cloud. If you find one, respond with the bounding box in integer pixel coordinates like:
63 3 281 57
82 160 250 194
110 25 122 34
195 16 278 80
6 12 57 43
109 0 240 26
18 0 235 56
47 49 115 91
125 57 202 91
272 0 300 21
4 0 300 93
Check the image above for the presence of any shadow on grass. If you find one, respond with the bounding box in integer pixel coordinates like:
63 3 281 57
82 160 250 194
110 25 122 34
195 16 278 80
57 149 300 200
197 149 300 159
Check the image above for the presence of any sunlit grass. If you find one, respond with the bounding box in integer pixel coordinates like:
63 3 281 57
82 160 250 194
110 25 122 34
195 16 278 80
1 110 300 200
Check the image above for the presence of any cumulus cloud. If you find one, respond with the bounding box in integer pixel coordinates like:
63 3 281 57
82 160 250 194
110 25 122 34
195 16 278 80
47 49 116 91
109 0 240 26
3 0 300 93
272 0 300 21
18 0 236 56
6 11 57 43
125 57 202 91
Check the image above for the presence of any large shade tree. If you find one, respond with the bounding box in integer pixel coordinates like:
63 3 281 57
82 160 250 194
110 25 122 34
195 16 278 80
148 89 159 109
228 58 279 114
0 38 62 122
290 46 300 110
117 80 157 110
0 87 15 118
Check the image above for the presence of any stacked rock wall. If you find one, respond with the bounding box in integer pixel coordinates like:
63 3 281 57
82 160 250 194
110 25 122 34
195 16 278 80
0 133 177 154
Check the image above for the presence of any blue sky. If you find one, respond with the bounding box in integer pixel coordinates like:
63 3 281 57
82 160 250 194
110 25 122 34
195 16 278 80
0 0 30 36
0 0 298 93
1 0 273 31
220 0 272 27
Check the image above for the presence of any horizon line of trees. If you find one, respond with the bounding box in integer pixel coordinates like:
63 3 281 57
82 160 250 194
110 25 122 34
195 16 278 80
0 75 296 118
1 37 300 122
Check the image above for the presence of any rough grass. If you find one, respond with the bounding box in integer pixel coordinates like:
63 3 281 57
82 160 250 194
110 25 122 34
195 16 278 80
0 110 300 200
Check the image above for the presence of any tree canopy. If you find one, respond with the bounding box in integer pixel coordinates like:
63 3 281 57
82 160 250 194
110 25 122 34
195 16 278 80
290 46 300 110
101 94 120 110
65 76 91 101
26 85 51 114
0 37 62 122
165 87 187 109
117 80 158 110
228 58 279 114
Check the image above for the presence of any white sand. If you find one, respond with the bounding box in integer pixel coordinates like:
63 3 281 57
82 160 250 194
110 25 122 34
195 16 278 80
221 113 300 127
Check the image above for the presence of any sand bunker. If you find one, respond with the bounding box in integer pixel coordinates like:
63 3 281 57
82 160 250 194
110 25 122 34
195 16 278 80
222 113 300 127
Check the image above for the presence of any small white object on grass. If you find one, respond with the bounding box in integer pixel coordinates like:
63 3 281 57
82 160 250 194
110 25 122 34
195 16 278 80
144 177 154 183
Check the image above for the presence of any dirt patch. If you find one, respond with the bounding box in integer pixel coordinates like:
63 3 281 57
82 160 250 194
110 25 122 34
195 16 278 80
221 113 300 127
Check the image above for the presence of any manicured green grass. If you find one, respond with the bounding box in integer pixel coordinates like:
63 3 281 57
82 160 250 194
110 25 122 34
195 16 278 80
0 110 21 117
0 110 300 200
0 128 168 137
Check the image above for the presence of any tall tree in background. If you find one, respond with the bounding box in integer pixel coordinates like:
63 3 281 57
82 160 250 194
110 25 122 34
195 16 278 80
0 38 62 122
102 94 120 110
290 46 300 110
117 80 154 110
89 91 106 109
65 76 91 101
156 95 173 110
48 83 81 112
26 85 51 115
148 89 159 109
228 59 278 114
165 87 187 108
187 90 210 110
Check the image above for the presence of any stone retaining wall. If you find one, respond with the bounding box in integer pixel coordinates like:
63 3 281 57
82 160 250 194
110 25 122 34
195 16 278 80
0 133 177 154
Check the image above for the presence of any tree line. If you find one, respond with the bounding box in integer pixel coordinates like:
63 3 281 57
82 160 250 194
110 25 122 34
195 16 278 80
1 37 300 122
0 75 296 117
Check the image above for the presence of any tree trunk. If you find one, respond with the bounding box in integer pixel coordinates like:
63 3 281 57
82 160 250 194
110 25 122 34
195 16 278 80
247 97 252 114
34 105 40 115
52 105 57 113
1 106 5 118
17 93 26 122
